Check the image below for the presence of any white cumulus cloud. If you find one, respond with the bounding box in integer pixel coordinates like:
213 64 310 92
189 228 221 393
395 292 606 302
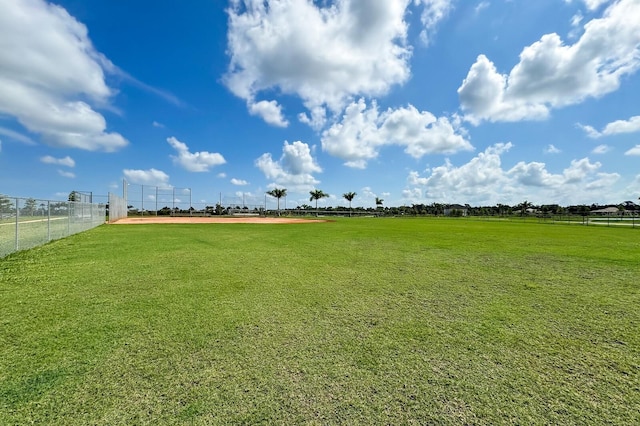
231 178 249 185
0 126 35 144
415 0 454 45
255 140 321 191
248 100 289 127
419 143 511 201
402 187 423 203
322 99 472 168
592 144 611 154
458 0 640 124
578 115 640 138
123 168 171 187
625 145 640 156
565 0 610 11
224 0 413 126
405 143 620 204
40 155 75 167
544 144 561 154
167 136 226 172
0 0 128 151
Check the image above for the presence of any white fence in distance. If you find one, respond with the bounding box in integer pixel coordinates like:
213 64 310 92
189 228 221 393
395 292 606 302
108 192 127 223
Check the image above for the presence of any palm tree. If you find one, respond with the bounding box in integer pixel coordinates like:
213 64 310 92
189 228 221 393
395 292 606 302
0 194 12 220
375 197 384 209
309 189 329 216
431 202 444 216
266 188 287 216
518 200 532 217
24 198 37 217
342 192 356 217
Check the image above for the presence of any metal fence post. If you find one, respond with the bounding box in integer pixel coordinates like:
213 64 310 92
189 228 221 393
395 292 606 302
47 201 51 241
15 197 19 252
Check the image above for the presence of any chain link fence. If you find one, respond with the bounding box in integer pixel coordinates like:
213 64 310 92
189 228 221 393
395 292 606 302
123 182 273 216
124 183 193 215
0 195 106 258
122 181 337 216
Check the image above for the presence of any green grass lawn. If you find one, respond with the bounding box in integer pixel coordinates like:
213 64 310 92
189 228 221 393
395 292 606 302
1 218 638 424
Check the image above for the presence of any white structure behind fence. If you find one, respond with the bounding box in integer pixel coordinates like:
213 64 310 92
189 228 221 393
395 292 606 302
108 192 128 223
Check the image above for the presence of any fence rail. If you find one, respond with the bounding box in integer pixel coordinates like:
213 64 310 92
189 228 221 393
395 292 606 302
0 196 106 258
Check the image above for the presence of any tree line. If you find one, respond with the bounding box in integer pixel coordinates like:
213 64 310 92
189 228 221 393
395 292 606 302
262 190 640 217
3 192 638 219
0 196 78 218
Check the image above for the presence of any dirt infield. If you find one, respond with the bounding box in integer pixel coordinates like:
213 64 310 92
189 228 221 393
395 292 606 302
111 216 329 224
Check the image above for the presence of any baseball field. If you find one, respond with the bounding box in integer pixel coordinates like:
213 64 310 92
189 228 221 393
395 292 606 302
1 217 638 424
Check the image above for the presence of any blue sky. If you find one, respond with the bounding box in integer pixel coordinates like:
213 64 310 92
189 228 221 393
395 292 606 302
1 0 639 209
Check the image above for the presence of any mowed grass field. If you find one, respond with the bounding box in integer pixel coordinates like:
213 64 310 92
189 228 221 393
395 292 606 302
1 218 638 424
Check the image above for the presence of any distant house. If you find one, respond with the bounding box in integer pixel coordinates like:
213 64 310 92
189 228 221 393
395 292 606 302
514 208 538 216
444 204 468 216
591 206 622 215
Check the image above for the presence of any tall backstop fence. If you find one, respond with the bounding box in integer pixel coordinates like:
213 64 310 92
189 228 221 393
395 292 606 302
0 195 106 259
123 181 267 216
124 182 193 215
